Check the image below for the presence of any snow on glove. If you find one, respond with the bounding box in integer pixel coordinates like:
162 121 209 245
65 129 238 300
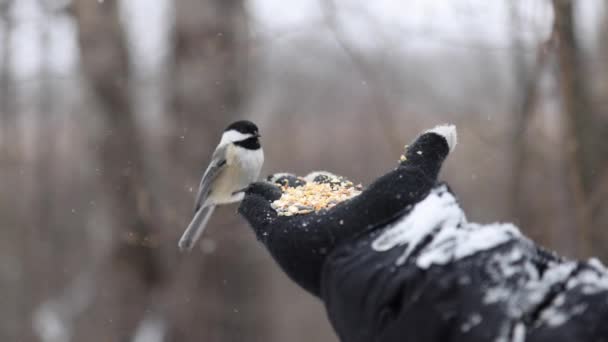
238 125 457 296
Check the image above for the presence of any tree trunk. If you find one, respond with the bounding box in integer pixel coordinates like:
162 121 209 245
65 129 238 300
72 1 161 340
162 1 273 341
72 0 269 341
553 0 608 258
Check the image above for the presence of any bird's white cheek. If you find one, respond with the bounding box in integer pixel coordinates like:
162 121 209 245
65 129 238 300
220 131 252 146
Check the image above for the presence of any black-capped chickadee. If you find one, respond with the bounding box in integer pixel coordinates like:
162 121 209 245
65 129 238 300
178 120 264 252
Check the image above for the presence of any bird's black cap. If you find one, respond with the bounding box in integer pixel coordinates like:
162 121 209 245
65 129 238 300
225 120 259 135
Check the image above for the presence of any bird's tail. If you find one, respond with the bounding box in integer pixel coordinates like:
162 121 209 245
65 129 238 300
178 205 216 252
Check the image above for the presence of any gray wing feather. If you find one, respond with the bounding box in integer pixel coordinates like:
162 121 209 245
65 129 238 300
194 145 227 212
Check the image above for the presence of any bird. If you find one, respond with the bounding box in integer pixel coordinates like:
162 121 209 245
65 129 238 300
178 120 264 252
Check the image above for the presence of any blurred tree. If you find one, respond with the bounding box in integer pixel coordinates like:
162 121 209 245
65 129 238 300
507 3 583 257
554 0 608 194
553 0 608 258
164 1 274 341
169 0 248 152
508 1 550 224
71 0 267 341
0 0 13 157
0 2 24 341
72 0 162 340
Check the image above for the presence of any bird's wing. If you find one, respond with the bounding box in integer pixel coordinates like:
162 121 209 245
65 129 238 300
194 145 227 212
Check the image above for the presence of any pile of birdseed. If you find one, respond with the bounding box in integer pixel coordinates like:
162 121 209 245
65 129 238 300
271 174 363 216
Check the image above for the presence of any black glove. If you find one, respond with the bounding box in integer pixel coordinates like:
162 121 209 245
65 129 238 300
238 127 453 296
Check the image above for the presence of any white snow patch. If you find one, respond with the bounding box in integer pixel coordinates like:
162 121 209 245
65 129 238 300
497 262 577 318
566 266 608 295
495 248 526 278
539 262 578 286
538 294 569 327
460 313 482 332
417 222 520 268
483 261 575 308
512 323 526 342
372 185 519 268
539 300 588 328
522 260 540 283
371 185 465 262
481 259 600 328
484 286 513 304
587 257 607 273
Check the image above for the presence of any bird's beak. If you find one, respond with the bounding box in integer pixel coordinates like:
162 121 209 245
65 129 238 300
255 133 261 138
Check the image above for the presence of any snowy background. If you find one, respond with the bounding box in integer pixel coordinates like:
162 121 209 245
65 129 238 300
1 0 607 341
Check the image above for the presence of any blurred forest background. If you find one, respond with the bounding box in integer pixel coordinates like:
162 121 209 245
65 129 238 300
1 0 607 341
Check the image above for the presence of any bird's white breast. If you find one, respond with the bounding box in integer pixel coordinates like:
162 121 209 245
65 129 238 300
209 145 264 205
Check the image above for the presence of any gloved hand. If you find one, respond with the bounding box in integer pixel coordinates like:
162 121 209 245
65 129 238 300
239 124 608 342
238 125 457 296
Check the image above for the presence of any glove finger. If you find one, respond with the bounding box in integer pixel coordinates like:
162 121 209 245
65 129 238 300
244 181 282 202
398 125 456 176
239 182 282 231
